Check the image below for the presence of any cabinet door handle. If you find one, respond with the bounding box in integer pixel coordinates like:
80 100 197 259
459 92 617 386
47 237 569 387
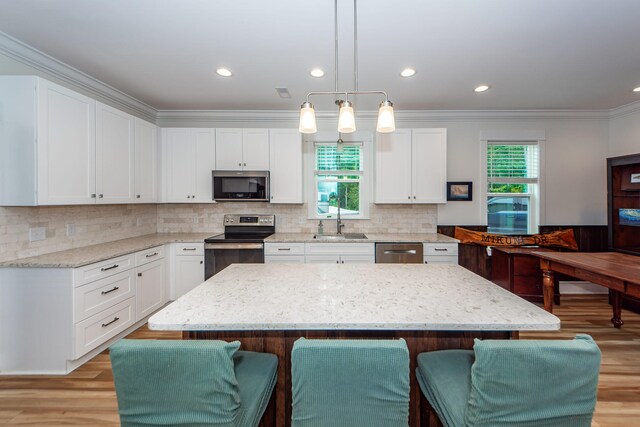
341 260 344 264
101 286 120 295
192 195 195 198
336 260 339 264
136 195 141 198
200 260 203 264
408 196 411 199
138 272 142 277
101 317 120 328
145 252 159 258
99 194 104 198
91 193 96 198
238 162 242 166
243 163 246 166
413 196 416 199
100 264 119 272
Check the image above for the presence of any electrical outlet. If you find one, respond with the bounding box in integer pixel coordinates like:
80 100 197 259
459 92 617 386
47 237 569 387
192 216 198 224
66 223 76 236
29 227 46 242
298 216 306 224
136 217 143 226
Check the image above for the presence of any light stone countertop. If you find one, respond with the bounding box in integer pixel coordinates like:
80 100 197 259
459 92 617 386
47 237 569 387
265 232 459 244
0 233 216 268
149 263 560 331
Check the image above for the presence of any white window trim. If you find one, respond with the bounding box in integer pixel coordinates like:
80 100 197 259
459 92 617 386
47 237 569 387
304 131 372 220
480 132 546 233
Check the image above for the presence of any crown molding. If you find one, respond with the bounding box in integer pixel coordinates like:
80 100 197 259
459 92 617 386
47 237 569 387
156 108 611 126
610 99 640 119
0 31 157 122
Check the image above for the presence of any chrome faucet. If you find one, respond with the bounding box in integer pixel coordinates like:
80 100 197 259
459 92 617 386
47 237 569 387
336 196 344 234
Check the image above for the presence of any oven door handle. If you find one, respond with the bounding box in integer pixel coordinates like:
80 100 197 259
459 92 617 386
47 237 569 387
204 243 264 250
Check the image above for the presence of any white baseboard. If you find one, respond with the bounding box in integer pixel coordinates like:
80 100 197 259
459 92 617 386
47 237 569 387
559 280 608 295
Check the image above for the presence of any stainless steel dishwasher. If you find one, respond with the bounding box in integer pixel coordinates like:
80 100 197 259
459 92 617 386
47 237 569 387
375 243 423 263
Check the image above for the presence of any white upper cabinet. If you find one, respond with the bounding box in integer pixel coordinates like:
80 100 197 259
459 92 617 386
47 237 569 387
215 128 269 170
375 128 447 204
162 128 216 203
96 102 135 204
269 129 303 204
0 76 97 205
412 128 447 203
134 118 158 203
375 129 413 203
0 76 160 206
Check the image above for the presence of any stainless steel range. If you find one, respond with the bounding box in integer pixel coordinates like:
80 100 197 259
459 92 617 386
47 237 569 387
204 214 275 279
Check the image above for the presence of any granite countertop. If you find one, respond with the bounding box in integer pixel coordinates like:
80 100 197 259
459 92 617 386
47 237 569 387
0 233 215 268
265 232 459 244
149 263 560 331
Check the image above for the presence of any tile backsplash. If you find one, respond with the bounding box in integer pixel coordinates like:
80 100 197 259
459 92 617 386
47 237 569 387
0 203 437 262
156 203 437 234
0 205 157 262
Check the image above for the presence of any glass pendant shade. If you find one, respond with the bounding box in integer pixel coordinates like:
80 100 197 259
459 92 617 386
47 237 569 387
337 101 356 133
298 102 317 134
376 100 395 133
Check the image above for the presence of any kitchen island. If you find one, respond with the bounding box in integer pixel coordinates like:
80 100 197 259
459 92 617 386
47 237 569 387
149 263 559 427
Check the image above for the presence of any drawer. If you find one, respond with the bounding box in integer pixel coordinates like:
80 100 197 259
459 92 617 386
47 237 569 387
265 243 305 256
424 243 458 256
513 256 541 276
424 255 459 265
73 254 136 286
174 243 204 256
513 276 543 296
305 243 374 256
74 297 135 358
135 245 165 266
265 255 306 264
74 270 136 322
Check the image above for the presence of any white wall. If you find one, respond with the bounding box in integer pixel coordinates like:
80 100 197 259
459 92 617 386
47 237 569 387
609 105 640 157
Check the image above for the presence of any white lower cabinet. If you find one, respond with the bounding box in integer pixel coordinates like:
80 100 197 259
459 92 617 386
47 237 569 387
0 246 168 374
264 242 305 263
171 243 204 300
423 243 459 264
304 243 375 264
136 259 165 321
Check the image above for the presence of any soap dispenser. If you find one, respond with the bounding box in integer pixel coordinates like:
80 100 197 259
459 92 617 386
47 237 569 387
317 220 324 235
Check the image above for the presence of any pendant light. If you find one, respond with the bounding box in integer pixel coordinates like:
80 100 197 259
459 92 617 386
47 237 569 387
298 101 317 133
299 0 395 134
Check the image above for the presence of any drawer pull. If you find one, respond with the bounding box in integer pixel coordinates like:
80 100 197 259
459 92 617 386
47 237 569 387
145 252 159 258
100 264 119 272
434 248 449 252
182 248 197 251
278 248 291 251
101 317 120 328
101 286 120 295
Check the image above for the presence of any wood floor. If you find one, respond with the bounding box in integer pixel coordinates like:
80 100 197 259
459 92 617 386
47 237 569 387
0 295 638 426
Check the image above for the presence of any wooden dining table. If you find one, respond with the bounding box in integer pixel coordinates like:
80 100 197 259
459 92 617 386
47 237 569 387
533 251 640 327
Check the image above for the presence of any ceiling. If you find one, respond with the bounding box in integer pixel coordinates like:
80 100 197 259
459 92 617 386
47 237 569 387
1 0 640 112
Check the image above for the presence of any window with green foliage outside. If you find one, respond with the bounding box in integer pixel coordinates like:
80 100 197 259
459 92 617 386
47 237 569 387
487 143 539 235
315 143 363 217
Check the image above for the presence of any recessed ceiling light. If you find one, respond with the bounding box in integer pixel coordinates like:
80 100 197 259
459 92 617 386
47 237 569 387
633 86 640 93
216 68 233 77
474 85 490 93
400 68 416 78
310 68 325 78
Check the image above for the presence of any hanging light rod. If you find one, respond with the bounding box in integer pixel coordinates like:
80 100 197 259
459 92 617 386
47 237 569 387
298 0 396 135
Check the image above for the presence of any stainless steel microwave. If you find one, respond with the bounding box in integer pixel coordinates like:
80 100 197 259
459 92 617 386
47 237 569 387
212 170 270 201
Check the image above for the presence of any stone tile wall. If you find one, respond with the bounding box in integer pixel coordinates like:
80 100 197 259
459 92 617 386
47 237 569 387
0 205 157 262
0 202 437 262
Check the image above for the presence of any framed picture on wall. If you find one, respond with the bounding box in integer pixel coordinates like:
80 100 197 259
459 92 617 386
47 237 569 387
447 182 473 201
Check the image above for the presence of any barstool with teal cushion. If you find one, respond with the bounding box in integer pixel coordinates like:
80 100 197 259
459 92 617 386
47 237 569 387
416 334 601 427
109 339 278 427
291 338 410 427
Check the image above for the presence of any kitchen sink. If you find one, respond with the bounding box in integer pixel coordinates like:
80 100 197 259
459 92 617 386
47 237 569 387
314 233 368 240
